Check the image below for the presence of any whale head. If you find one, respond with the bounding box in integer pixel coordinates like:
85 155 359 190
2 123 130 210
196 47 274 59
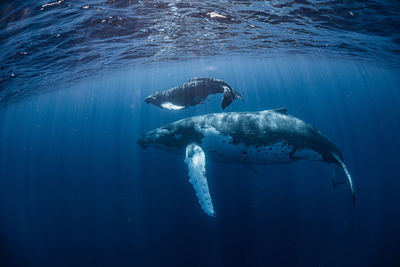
144 93 161 105
137 121 203 151
144 93 186 110
137 127 172 149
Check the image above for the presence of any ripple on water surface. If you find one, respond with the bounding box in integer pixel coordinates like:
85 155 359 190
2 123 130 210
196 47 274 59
0 0 399 102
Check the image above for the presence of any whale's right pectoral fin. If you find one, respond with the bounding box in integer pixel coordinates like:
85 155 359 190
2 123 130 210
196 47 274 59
184 143 216 217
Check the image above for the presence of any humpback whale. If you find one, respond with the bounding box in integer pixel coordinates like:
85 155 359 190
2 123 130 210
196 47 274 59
137 109 355 216
144 77 244 110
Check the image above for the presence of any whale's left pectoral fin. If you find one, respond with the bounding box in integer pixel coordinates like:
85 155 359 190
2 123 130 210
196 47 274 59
184 143 216 217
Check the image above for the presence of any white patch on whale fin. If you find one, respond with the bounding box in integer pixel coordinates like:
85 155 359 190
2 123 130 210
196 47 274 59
184 143 215 217
332 153 356 205
160 102 185 110
272 108 288 115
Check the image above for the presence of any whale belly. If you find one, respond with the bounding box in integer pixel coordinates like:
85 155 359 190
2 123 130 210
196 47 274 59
201 132 295 165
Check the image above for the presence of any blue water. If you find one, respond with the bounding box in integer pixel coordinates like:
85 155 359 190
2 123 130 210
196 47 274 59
0 57 399 266
1 0 400 266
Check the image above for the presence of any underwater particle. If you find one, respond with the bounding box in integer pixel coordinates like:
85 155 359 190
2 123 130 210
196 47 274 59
83 5 89 9
349 11 354 16
204 65 216 71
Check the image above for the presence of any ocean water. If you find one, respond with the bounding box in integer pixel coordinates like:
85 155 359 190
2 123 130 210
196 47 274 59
1 1 400 267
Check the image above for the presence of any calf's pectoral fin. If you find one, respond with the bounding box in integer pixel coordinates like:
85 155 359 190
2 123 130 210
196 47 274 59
160 102 185 110
184 143 216 217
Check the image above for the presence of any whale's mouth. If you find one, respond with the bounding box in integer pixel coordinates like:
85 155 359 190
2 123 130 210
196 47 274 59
144 96 153 104
136 138 149 149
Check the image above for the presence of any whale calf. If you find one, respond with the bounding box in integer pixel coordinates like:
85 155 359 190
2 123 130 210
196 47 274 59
137 109 355 216
144 77 244 110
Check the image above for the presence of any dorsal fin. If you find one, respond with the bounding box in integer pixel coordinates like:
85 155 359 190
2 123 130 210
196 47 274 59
272 108 288 115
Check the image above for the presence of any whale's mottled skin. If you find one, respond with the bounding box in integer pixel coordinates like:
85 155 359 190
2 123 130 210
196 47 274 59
144 77 244 110
137 109 355 216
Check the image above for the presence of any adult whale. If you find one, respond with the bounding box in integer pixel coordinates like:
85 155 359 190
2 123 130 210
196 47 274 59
137 108 355 216
144 77 244 110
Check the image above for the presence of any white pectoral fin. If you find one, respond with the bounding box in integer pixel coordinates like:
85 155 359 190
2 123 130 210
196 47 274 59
184 143 216 217
160 102 185 110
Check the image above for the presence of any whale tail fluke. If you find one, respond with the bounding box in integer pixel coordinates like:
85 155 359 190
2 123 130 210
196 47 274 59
221 86 244 110
332 153 356 206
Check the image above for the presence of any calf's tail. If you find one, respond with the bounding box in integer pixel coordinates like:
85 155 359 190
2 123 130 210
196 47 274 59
221 86 244 110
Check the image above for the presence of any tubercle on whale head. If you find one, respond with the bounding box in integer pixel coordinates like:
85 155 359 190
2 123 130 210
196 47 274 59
144 91 166 106
137 126 183 150
136 127 169 149
144 94 157 104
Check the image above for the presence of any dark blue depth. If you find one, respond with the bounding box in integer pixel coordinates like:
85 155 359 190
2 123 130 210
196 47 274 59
0 58 399 266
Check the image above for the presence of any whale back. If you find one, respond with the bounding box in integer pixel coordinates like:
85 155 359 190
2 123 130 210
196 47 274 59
191 110 343 164
138 110 342 164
